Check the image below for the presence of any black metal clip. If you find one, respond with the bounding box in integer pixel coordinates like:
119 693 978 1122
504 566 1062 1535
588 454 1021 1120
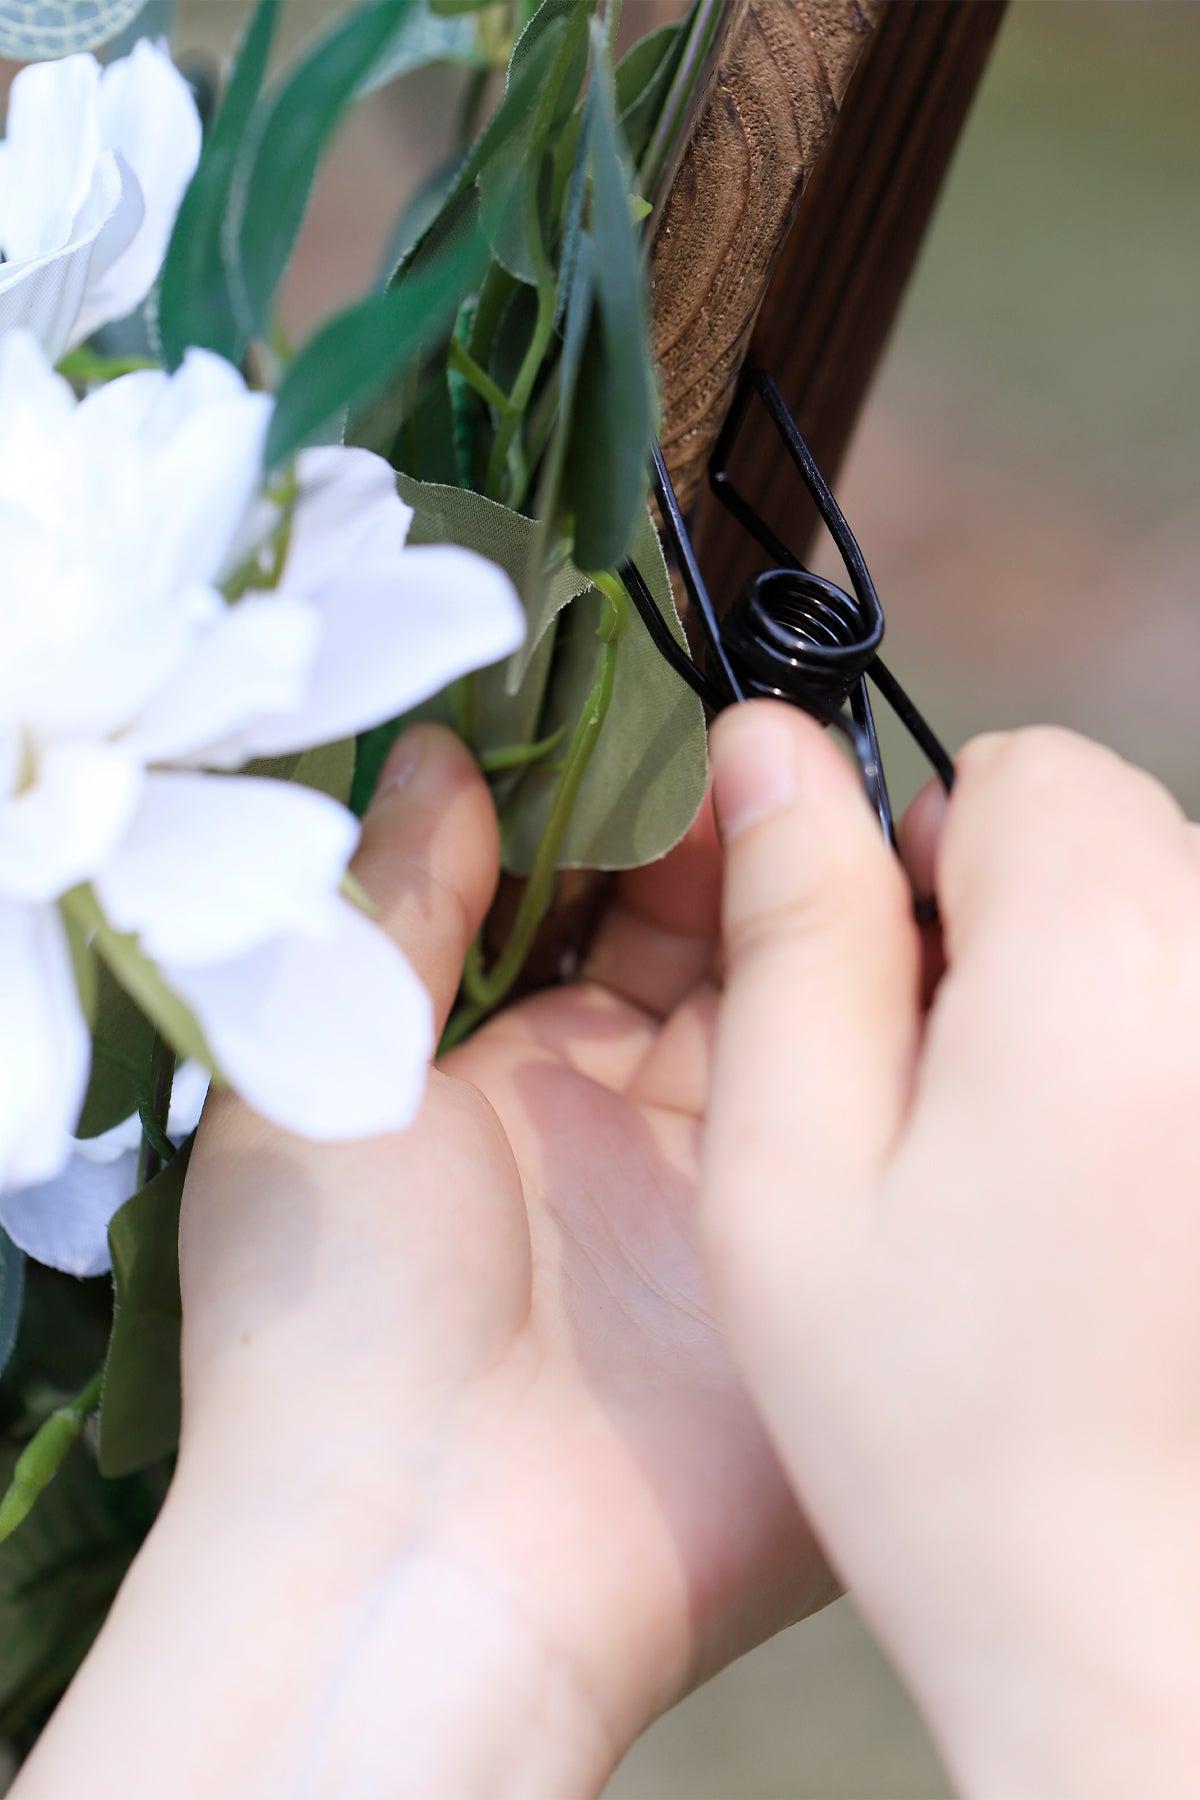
620 367 954 852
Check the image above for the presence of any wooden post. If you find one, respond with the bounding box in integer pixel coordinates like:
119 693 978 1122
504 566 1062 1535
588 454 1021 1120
649 0 885 512
688 0 1008 599
518 0 1005 983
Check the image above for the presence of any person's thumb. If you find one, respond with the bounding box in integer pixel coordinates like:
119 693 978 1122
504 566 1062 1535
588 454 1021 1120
353 723 499 1036
703 701 921 1289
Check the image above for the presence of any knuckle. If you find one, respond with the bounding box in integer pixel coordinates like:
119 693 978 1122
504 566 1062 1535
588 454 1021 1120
957 724 1090 792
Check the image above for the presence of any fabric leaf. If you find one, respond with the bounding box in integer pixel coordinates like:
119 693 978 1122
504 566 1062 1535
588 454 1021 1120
98 1142 191 1478
267 226 487 466
229 0 415 348
355 478 706 870
156 0 278 368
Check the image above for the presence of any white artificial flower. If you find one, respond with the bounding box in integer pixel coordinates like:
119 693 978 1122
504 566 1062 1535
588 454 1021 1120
0 1062 210 1279
0 39 201 357
0 331 525 1265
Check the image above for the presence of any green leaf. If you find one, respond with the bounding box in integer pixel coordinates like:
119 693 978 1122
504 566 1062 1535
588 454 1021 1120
229 0 415 347
267 223 488 467
0 1435 152 1737
394 0 585 282
0 1234 24 1382
565 28 654 572
359 0 484 94
375 153 463 285
361 479 706 869
99 1144 191 1479
244 739 356 805
615 20 685 164
76 965 156 1139
503 508 707 872
476 2 588 285
156 0 278 369
524 228 594 634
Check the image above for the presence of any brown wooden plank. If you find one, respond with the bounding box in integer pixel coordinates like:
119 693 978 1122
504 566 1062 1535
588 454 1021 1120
691 0 1008 599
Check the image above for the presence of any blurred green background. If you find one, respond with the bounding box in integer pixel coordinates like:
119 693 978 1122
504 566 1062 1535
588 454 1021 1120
4 1 1196 1791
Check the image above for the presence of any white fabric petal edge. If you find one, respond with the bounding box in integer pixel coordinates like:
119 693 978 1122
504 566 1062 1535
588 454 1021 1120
94 771 359 965
167 899 433 1141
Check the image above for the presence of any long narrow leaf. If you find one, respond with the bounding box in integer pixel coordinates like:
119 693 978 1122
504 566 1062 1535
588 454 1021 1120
395 0 582 285
229 0 414 347
566 29 654 572
156 0 278 368
268 224 488 467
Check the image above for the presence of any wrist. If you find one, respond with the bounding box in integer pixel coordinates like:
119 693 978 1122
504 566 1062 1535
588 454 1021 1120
19 1462 626 1799
172 1400 706 1769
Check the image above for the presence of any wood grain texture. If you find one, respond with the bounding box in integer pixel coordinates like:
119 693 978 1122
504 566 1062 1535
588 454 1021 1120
692 0 1008 596
650 0 883 510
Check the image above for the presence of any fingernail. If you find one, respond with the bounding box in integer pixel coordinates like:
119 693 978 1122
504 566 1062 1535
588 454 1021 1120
377 729 425 797
711 708 799 841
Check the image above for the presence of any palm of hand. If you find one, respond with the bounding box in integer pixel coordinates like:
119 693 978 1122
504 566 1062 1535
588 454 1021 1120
429 827 829 1716
182 764 828 1745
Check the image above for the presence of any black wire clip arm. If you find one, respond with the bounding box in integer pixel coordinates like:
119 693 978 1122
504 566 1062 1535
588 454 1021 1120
619 367 954 851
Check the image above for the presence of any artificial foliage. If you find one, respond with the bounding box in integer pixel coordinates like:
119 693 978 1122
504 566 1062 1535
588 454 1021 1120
0 0 720 1754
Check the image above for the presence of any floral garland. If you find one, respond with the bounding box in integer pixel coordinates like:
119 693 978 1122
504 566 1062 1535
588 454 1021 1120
0 0 716 1746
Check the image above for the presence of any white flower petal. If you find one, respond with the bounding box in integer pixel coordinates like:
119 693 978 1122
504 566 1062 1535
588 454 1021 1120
3 1058 211 1278
0 54 102 261
94 771 358 965
71 350 272 595
0 902 90 1193
0 1146 137 1278
75 38 201 340
0 151 141 361
167 900 433 1140
0 741 143 903
0 548 222 742
0 330 78 508
227 545 525 761
121 594 319 766
164 1058 211 1138
286 446 414 594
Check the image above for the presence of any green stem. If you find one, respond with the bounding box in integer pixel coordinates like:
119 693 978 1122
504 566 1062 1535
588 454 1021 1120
479 723 567 774
0 1370 104 1545
448 334 512 416
638 0 726 205
482 30 568 508
484 273 556 504
442 574 627 1049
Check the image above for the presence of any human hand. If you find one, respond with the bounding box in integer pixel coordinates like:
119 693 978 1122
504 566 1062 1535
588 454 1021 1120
20 723 827 1799
702 704 1200 1797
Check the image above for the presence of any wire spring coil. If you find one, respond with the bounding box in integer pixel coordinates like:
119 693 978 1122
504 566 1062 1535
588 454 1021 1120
620 367 955 856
